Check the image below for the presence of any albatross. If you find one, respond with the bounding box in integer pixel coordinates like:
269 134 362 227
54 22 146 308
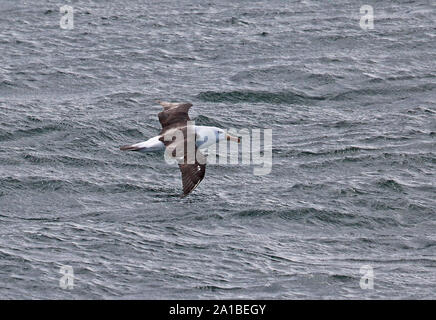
120 101 240 197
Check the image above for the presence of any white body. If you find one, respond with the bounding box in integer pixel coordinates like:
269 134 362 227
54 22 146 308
128 135 165 152
131 126 224 152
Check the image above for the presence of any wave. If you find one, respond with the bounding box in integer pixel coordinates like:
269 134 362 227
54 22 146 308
192 115 225 127
197 90 325 104
232 207 401 228
0 175 171 195
273 146 377 158
329 83 436 101
375 178 404 192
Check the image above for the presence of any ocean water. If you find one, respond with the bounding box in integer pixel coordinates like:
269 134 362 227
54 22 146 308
0 0 435 299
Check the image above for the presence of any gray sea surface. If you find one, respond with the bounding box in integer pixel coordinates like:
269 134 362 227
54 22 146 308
0 0 435 299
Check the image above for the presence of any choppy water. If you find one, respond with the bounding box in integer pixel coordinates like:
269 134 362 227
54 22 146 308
0 0 435 299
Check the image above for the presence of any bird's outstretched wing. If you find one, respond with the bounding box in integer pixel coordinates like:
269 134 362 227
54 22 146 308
156 101 193 134
178 151 207 197
156 101 206 196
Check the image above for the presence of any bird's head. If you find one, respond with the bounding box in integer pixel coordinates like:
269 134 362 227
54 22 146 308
215 128 241 143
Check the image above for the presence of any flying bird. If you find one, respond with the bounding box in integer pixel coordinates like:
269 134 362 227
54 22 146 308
120 101 240 197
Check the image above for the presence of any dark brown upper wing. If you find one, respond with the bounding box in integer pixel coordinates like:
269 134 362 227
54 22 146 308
157 101 193 134
178 152 207 197
156 101 205 197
